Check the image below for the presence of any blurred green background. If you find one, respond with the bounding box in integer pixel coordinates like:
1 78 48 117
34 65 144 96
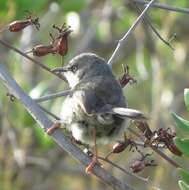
0 0 189 190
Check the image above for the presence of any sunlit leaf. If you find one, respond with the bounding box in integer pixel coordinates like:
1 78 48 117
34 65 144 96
172 112 189 133
178 168 189 184
178 180 189 190
174 137 189 157
184 89 189 111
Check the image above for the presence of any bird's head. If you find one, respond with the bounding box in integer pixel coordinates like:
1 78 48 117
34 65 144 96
58 53 113 88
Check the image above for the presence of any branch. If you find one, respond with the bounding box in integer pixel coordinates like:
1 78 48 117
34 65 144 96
128 128 181 168
0 39 67 82
0 63 133 190
34 90 72 103
130 1 174 50
132 0 189 14
98 156 149 182
38 105 60 120
108 0 156 66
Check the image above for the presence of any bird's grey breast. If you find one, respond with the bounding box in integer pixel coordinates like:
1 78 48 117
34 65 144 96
60 91 86 125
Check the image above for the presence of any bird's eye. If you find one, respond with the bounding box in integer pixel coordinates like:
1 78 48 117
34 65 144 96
70 65 78 73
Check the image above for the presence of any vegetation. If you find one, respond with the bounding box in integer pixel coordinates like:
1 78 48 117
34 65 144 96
0 0 189 190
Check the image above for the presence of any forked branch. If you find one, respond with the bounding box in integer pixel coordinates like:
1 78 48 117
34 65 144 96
108 0 156 66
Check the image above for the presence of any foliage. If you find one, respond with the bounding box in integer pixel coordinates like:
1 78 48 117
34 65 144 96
172 89 189 190
0 0 189 190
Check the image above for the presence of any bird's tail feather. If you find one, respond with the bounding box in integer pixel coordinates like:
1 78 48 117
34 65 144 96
111 107 147 120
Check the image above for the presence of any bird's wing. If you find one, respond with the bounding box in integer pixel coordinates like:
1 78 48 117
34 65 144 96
75 90 146 120
74 77 124 115
74 78 146 120
75 89 104 115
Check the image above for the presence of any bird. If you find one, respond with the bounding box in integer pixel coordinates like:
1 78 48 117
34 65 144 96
49 53 146 173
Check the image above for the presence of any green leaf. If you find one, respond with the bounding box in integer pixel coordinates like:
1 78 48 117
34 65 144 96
171 112 189 133
178 180 189 190
184 89 189 111
174 137 189 157
178 168 189 184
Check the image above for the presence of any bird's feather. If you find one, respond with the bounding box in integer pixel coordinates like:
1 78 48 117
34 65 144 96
110 107 147 120
74 77 126 115
74 82 146 121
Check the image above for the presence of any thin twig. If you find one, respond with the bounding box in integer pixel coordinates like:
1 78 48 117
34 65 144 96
34 90 72 103
128 128 181 168
130 1 174 50
148 143 180 168
99 156 161 189
0 39 67 81
132 0 189 14
0 63 133 190
6 92 61 120
98 156 149 182
135 141 165 148
108 0 156 66
39 105 60 120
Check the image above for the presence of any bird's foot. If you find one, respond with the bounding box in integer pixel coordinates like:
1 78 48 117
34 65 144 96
85 156 102 174
46 121 61 135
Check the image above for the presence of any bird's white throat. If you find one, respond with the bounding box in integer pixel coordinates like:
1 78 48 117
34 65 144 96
64 71 80 88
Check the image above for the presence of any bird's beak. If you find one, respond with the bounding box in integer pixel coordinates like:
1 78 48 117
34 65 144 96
51 67 69 83
51 67 69 73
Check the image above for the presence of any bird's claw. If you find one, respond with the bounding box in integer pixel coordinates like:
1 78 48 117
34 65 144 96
46 122 61 135
85 157 102 174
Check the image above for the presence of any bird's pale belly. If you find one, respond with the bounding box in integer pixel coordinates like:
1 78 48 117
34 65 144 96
60 96 126 145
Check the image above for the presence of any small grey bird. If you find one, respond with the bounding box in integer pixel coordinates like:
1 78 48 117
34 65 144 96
52 53 146 173
56 53 146 144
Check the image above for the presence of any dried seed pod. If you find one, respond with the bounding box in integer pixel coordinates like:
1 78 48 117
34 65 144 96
8 17 40 32
119 65 137 88
130 153 156 173
112 141 128 154
9 20 31 32
166 143 182 156
130 160 146 173
28 44 55 57
150 128 182 156
54 36 68 56
108 137 137 157
51 24 72 56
